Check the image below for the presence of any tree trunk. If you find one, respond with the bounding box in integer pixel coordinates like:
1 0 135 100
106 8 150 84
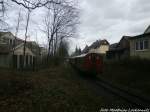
23 9 31 69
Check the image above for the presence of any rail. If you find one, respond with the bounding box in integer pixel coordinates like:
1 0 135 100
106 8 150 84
94 77 150 108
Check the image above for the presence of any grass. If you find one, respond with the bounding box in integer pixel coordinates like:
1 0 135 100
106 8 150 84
101 58 150 97
0 64 132 112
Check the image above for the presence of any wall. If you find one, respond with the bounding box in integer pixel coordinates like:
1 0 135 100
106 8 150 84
130 36 150 59
0 54 11 68
14 45 35 56
97 45 109 54
119 38 130 49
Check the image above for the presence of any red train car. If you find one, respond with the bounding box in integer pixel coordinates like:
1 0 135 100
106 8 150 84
69 53 103 75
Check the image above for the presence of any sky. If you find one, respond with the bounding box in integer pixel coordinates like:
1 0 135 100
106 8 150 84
73 0 150 51
4 0 150 53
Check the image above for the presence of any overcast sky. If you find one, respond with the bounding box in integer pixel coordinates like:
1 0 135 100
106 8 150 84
73 0 150 51
6 0 150 53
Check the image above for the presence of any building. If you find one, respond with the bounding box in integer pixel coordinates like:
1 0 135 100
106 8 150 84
0 44 11 68
84 39 109 55
12 43 36 69
0 32 42 69
129 25 150 59
40 47 48 57
0 32 23 48
106 36 130 60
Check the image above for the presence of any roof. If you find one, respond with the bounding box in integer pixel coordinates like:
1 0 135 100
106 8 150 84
89 39 109 49
0 32 38 45
0 32 15 39
71 53 88 58
121 36 131 40
27 41 38 46
144 25 150 34
13 43 35 56
109 43 118 50
89 40 99 49
71 52 102 59
0 32 10 36
129 32 150 40
127 25 150 40
82 45 89 53
100 39 109 45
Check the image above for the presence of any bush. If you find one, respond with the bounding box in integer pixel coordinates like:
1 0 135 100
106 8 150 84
106 57 150 72
0 74 33 96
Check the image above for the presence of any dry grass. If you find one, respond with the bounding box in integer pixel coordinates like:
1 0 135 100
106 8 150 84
101 59 150 97
0 65 129 112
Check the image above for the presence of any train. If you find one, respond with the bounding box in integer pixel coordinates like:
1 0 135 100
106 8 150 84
69 53 103 75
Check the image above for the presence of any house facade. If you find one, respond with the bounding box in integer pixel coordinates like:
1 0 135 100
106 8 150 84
0 32 23 48
88 39 109 55
129 33 150 59
0 44 11 68
12 43 36 69
0 32 42 69
129 25 150 59
106 36 130 60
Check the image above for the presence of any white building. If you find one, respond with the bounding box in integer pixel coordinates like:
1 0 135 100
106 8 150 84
0 32 41 69
88 39 109 55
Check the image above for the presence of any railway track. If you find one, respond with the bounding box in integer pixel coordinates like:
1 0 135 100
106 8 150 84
70 66 150 108
93 77 150 108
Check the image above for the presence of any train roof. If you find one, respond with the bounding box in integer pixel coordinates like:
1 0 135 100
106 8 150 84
70 53 88 59
70 52 103 59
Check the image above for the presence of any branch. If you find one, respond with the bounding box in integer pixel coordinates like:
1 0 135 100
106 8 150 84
11 0 62 10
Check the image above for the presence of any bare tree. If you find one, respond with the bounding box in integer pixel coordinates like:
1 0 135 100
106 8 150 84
14 10 22 38
43 6 52 58
12 9 22 52
0 0 9 31
11 0 65 10
58 39 69 57
10 0 73 67
23 9 31 68
12 9 23 69
43 0 78 60
0 0 5 17
53 1 78 56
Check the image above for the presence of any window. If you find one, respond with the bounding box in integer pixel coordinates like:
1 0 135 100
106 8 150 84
26 55 28 66
139 41 143 50
30 56 32 65
10 39 12 45
135 39 149 51
13 40 15 45
135 42 139 50
9 39 14 45
144 40 149 49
